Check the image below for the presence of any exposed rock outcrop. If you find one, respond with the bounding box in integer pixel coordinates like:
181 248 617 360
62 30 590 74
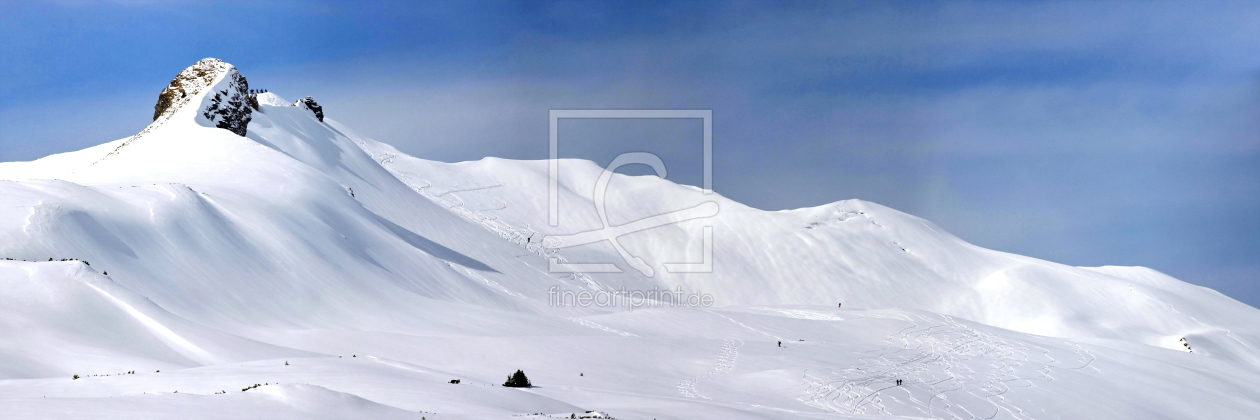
200 69 252 136
246 93 261 112
151 58 253 136
295 97 324 122
153 58 229 121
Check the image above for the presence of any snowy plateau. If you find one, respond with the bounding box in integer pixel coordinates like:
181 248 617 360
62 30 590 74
0 58 1257 419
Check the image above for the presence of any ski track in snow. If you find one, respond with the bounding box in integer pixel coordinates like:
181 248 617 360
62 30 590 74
1061 341 1100 373
706 310 783 341
677 339 743 399
512 255 603 291
794 310 1107 419
565 317 638 337
381 152 556 259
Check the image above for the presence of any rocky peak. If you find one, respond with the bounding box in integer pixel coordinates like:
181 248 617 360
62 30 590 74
294 97 324 122
153 58 230 121
151 58 253 136
95 59 256 165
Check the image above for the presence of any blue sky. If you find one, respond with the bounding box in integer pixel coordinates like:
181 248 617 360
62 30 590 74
2 1 1258 306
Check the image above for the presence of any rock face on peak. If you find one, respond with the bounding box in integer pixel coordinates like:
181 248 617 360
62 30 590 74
245 92 261 112
199 69 252 136
151 58 253 136
295 96 324 122
153 58 228 121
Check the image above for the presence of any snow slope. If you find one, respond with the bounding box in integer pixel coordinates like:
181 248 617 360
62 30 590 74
355 135 1260 362
0 58 1257 419
0 261 311 378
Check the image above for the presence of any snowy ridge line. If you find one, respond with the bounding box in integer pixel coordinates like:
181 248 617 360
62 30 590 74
677 339 743 399
90 108 179 167
349 137 615 296
797 311 1067 419
803 208 865 229
349 140 558 258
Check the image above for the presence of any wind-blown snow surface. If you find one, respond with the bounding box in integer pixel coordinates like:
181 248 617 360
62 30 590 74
0 80 1258 419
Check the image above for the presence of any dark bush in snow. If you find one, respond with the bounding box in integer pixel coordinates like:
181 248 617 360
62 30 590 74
503 369 531 387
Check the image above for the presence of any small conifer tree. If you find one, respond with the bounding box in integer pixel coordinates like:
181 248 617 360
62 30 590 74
503 369 531 387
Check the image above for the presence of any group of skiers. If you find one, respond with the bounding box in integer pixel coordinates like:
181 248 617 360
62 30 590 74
249 89 268 94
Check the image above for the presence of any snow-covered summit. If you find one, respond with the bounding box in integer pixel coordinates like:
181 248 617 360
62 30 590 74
151 58 252 136
253 91 290 107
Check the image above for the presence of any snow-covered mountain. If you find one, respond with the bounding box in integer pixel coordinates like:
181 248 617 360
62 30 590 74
1 58 1257 419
